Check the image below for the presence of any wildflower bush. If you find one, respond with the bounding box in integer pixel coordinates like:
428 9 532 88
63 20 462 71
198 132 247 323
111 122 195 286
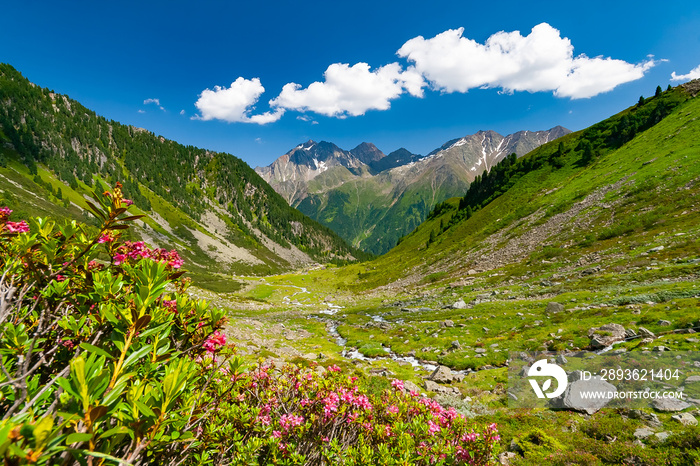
191 363 500 465
0 183 499 465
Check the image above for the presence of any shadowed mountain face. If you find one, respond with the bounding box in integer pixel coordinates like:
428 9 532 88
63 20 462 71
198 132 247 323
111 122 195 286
256 127 570 255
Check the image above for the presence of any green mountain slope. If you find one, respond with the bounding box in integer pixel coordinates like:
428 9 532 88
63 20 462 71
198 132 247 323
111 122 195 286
0 63 364 281
349 81 699 288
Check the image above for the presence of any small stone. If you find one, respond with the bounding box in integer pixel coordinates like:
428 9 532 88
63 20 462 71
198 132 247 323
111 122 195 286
441 320 455 328
652 346 668 352
451 340 461 350
658 319 672 327
634 427 655 439
655 432 671 441
685 376 700 384
475 348 487 354
648 246 665 253
638 327 655 338
498 451 517 465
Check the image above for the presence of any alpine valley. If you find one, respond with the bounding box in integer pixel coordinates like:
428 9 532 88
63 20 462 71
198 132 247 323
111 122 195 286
3 58 700 466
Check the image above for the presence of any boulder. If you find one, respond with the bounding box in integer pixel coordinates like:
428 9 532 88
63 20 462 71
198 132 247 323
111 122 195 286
658 319 672 327
546 302 564 314
684 375 700 384
550 372 617 414
627 409 662 427
652 397 692 412
588 323 626 349
441 319 455 328
638 327 655 338
452 299 467 309
671 413 698 426
403 380 422 394
429 365 454 383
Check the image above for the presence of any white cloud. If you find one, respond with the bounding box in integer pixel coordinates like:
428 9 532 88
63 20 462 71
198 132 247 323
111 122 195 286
397 23 654 99
194 77 284 124
137 109 145 114
270 62 424 117
144 98 165 111
179 109 186 115
671 64 700 82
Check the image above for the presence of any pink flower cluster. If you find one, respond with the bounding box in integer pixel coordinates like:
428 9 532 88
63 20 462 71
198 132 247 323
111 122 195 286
279 413 304 433
4 221 29 233
203 331 226 353
1 208 29 234
112 241 184 269
199 363 499 464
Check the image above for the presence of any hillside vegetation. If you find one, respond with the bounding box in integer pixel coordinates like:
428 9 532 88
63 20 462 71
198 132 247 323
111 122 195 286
0 63 364 282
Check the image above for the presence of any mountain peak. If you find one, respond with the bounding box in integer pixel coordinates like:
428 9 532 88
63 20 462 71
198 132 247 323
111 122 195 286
350 142 385 164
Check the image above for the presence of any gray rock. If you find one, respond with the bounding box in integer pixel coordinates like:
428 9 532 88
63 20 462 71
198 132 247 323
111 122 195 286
546 302 565 314
625 329 637 338
424 379 461 396
556 354 568 365
441 319 455 328
498 451 517 465
482 327 490 332
652 346 669 352
648 246 665 253
429 365 454 383
475 348 487 354
685 375 700 384
450 340 461 350
627 409 662 427
452 299 467 309
634 427 655 439
403 380 422 394
638 327 655 338
658 319 672 326
652 397 692 412
655 432 671 441
671 413 698 426
550 374 617 414
588 323 626 349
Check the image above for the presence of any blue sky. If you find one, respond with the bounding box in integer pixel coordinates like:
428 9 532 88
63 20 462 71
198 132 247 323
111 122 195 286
2 0 699 167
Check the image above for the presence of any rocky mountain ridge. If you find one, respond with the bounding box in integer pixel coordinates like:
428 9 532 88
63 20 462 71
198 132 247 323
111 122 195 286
256 127 570 254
